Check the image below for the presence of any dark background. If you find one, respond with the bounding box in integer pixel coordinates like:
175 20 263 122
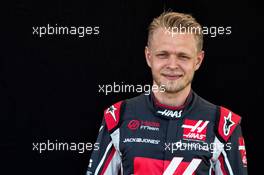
1 0 261 174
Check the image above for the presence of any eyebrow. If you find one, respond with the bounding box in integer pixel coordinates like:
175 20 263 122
153 50 169 53
154 50 191 56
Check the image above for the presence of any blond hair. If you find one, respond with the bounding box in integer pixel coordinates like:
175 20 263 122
148 11 203 51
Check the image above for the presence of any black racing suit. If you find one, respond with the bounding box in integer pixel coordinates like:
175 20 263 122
86 91 248 175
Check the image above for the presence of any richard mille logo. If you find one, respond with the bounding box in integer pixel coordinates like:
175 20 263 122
157 109 182 118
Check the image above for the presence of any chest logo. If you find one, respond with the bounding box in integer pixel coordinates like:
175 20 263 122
182 119 209 141
157 109 182 118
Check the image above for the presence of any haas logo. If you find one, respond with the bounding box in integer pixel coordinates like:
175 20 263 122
127 120 140 130
157 109 182 118
182 119 209 141
134 157 202 175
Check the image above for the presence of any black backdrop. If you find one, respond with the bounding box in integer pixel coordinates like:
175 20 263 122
1 0 262 174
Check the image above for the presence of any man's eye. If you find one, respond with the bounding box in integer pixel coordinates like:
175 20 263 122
157 54 168 58
179 55 190 60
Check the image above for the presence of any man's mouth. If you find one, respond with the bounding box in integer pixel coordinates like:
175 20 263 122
162 74 183 80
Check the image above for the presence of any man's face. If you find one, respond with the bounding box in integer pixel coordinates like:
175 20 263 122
145 27 204 94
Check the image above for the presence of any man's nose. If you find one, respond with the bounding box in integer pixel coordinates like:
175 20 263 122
167 55 179 69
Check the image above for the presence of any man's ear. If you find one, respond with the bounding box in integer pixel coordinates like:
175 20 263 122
195 50 205 71
145 46 152 68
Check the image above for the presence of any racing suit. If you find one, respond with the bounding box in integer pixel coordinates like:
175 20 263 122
86 90 248 175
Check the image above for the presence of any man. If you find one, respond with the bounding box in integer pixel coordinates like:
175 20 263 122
86 11 248 175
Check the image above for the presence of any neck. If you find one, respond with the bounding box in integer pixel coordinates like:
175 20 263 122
153 85 191 107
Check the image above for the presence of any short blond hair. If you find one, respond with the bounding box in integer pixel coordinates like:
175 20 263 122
148 11 203 51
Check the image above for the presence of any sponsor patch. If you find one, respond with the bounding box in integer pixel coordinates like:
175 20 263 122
238 137 247 167
123 138 160 145
127 120 160 131
104 101 123 131
218 107 241 142
182 119 209 141
157 109 182 118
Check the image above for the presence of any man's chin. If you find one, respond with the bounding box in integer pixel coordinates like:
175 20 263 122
163 87 183 94
161 81 189 94
161 84 183 93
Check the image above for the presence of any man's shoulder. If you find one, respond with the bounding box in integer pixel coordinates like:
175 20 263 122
216 105 242 142
194 92 242 142
124 93 147 106
103 93 146 131
194 92 242 119
193 92 218 111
